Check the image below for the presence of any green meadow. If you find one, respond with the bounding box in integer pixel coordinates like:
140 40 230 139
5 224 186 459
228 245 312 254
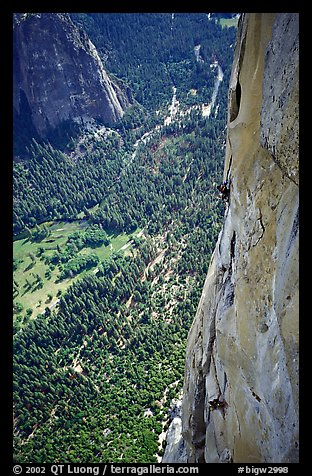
13 220 139 324
219 16 239 28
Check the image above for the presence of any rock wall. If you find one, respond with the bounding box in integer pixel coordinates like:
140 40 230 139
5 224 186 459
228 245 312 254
13 13 130 138
163 13 299 464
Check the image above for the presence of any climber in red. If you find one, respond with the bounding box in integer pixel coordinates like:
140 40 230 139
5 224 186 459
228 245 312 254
217 181 230 201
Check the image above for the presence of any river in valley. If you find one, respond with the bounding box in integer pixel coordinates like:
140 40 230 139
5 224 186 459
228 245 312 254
130 58 224 164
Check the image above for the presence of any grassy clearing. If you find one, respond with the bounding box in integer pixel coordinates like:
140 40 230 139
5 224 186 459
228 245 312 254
219 17 239 28
13 220 140 322
79 231 134 261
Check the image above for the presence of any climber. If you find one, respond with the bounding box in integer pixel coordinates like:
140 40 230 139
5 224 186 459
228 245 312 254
217 181 230 202
209 398 226 410
208 399 220 410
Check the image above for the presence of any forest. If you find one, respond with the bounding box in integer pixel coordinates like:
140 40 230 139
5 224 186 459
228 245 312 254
13 13 237 463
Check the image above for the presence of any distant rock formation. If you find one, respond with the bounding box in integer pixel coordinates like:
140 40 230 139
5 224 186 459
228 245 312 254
163 13 299 463
13 13 130 139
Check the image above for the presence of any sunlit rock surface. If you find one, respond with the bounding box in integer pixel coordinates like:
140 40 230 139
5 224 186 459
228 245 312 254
163 13 299 464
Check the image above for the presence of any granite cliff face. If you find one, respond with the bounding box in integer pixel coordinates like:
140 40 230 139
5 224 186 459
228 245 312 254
13 13 130 138
163 13 299 464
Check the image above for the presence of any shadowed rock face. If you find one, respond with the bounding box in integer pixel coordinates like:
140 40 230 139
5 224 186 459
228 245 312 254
163 13 299 464
13 13 130 138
